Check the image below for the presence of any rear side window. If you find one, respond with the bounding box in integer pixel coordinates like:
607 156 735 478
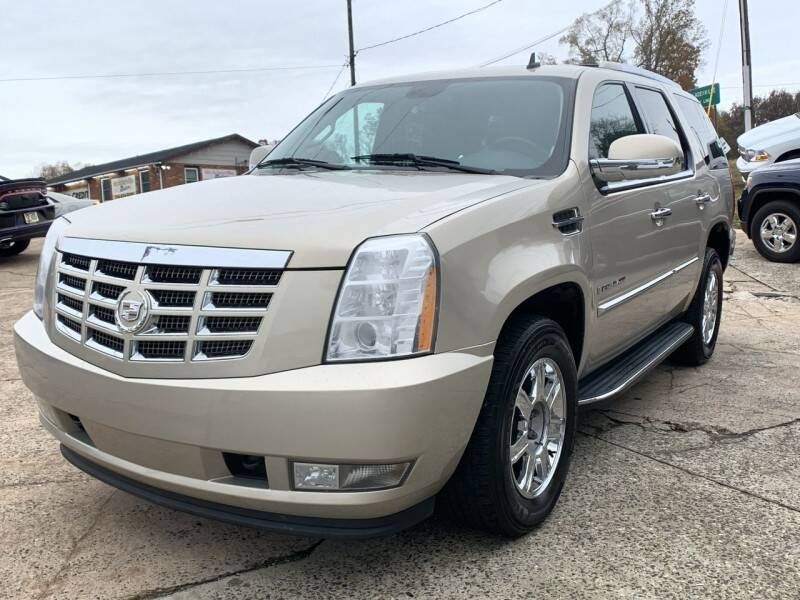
633 87 686 167
589 83 642 159
674 95 725 160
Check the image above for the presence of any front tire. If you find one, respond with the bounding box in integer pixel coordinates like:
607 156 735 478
672 248 723 366
0 238 30 258
750 200 800 263
441 316 577 537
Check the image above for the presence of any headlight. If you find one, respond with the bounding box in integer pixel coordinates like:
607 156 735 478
33 217 70 319
325 234 439 361
745 149 769 162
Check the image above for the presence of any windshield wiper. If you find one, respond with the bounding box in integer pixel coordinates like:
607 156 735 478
258 157 350 170
352 153 496 174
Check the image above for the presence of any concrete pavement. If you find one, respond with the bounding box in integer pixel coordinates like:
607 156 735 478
1 232 798 599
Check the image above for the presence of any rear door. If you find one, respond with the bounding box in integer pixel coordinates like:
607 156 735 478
629 85 707 316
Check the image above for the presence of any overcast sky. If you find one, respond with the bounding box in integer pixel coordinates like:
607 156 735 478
1 0 797 178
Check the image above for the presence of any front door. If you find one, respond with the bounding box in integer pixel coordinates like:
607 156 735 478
584 82 675 366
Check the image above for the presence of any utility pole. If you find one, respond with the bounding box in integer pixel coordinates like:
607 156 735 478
347 0 356 86
738 0 753 130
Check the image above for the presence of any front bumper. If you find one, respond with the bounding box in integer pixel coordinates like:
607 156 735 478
14 311 492 532
735 156 771 176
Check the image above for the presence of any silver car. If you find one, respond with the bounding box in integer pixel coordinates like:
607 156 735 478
14 62 734 538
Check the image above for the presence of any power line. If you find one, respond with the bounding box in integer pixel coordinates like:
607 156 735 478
722 83 800 89
480 0 619 67
322 61 349 101
0 64 342 84
357 0 504 52
706 0 729 114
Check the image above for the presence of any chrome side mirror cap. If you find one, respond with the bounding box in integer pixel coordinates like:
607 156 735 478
590 134 683 184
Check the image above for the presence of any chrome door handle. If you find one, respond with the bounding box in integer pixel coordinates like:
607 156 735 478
650 207 672 221
695 194 713 209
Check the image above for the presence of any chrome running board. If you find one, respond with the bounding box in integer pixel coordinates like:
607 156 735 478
578 322 694 405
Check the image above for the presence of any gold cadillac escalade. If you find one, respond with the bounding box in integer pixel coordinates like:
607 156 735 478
14 62 735 538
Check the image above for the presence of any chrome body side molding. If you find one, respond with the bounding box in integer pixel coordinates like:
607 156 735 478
597 256 700 316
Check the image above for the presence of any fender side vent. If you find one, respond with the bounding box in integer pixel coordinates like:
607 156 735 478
552 208 584 235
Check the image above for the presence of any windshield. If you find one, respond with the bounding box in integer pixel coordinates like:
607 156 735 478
265 76 574 178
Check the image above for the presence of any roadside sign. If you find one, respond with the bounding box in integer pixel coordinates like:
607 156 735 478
689 83 720 107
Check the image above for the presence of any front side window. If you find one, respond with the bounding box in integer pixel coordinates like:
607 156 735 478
266 77 574 178
184 167 199 184
589 83 642 159
633 87 686 167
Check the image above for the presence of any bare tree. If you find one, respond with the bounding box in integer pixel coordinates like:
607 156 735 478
38 161 74 180
632 0 708 90
560 1 634 65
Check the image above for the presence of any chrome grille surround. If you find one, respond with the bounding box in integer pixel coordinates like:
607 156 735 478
51 238 292 373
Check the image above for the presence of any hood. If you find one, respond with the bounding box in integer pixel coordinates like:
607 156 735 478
737 114 800 149
63 171 541 268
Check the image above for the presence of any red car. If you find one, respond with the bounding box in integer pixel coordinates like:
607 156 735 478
0 176 56 257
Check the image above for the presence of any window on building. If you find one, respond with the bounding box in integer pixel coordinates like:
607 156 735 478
139 170 151 193
589 84 642 159
184 167 199 184
100 178 112 202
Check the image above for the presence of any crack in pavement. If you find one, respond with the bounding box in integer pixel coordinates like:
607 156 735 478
0 477 87 490
124 539 325 600
36 489 118 599
583 407 800 445
578 430 800 516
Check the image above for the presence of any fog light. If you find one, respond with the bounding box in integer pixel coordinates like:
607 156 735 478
293 462 410 491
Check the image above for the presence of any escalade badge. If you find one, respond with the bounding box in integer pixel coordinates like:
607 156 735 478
115 289 150 333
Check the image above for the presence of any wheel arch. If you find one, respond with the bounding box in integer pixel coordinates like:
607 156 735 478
496 277 588 373
706 220 732 270
775 149 800 163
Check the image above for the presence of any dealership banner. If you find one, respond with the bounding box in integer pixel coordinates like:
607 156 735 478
201 168 237 180
112 175 136 199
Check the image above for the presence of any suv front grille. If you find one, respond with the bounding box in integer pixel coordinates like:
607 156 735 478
53 250 281 363
96 259 137 280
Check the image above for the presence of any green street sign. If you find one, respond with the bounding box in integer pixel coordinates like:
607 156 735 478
689 83 720 107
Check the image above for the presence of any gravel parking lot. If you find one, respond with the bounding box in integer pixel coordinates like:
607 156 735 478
2 231 799 600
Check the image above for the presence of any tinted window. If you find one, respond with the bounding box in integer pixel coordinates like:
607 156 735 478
674 95 725 160
633 87 686 164
589 84 641 159
268 77 573 178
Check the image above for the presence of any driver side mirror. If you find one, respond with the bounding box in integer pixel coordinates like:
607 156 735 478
590 134 683 185
249 144 275 170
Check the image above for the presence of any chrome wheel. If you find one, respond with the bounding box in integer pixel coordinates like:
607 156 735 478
760 213 797 253
701 270 719 346
509 357 566 499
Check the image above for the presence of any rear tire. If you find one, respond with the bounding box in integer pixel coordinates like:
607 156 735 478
0 239 30 257
672 248 723 366
750 200 800 263
440 316 578 537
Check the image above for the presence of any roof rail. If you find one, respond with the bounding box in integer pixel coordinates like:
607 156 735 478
593 61 681 88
